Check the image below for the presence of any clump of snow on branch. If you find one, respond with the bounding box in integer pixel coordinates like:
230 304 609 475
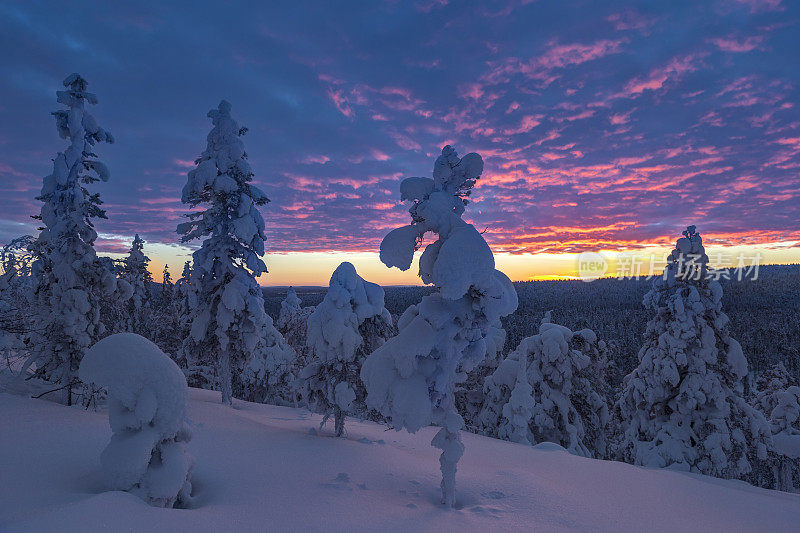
300 262 392 436
79 333 193 508
361 145 518 507
26 73 120 405
177 100 288 405
615 226 771 479
477 312 610 457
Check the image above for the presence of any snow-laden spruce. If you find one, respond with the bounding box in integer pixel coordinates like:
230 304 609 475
477 312 610 457
26 74 120 405
276 286 315 365
615 226 771 478
120 234 152 336
300 262 393 436
79 333 193 508
0 236 35 364
361 145 518 507
177 100 291 405
752 362 800 491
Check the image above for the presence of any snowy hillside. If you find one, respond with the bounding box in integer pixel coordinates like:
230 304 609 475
2 388 799 532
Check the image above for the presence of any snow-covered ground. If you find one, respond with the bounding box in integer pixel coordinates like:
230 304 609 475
1 388 799 532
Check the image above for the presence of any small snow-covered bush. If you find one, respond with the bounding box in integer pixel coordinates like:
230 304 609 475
477 314 610 457
361 145 517 507
615 226 770 479
79 333 193 508
299 262 392 436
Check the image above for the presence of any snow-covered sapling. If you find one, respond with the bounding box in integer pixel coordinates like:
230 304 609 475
79 333 193 508
615 226 770 478
361 145 518 507
177 100 286 405
300 262 392 436
26 73 118 405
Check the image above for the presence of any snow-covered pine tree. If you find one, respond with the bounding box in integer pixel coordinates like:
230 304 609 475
477 313 610 458
276 286 315 361
177 100 286 405
26 73 118 405
171 261 194 369
120 234 153 336
752 362 800 491
500 352 534 445
361 145 518 507
161 264 174 304
0 236 36 366
299 262 393 436
615 226 771 478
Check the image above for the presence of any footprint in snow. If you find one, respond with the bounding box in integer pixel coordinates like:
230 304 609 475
321 472 353 490
482 490 505 500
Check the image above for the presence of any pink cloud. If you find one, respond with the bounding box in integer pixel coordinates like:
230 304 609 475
620 55 699 97
301 155 330 165
732 0 783 13
326 88 354 118
172 158 196 168
710 35 764 52
503 115 542 135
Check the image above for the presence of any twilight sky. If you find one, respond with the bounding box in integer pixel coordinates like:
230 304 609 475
1 0 798 285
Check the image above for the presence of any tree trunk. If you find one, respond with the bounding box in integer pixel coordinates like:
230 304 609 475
334 406 345 437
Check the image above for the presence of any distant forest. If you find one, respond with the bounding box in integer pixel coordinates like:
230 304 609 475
264 263 800 387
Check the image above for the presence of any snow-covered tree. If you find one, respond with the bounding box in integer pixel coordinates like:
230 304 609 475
161 264 174 303
79 333 193 507
477 313 610 457
299 262 392 436
276 287 314 359
177 100 279 405
120 234 152 336
26 73 118 405
170 262 195 369
752 362 800 491
615 226 771 479
361 145 518 507
499 353 534 445
241 316 296 406
0 236 36 366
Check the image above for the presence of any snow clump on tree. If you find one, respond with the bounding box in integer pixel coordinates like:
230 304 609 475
79 333 193 508
361 145 518 507
614 226 771 479
300 262 392 436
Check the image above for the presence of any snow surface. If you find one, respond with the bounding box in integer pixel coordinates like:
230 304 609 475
2 388 799 532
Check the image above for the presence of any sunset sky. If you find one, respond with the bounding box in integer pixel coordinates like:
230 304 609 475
1 0 798 285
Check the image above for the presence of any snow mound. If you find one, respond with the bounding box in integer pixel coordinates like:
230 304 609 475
79 333 193 508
